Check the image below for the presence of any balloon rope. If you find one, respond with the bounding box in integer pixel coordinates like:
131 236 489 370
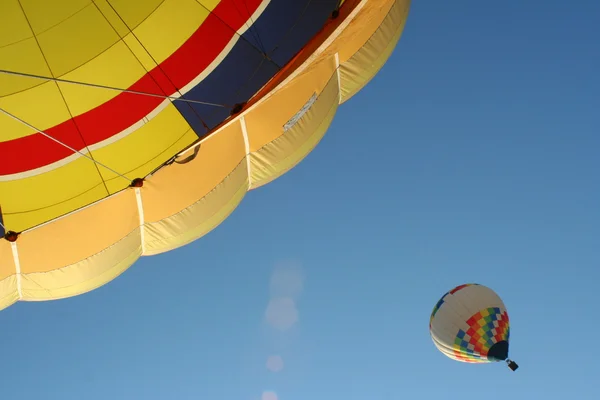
0 107 131 182
0 69 228 108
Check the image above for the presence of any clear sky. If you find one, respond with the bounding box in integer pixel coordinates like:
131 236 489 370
1 1 599 399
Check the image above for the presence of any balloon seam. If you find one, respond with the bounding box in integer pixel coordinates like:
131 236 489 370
10 242 23 299
239 116 253 188
134 188 146 254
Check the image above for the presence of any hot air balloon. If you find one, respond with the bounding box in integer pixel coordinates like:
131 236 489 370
0 0 411 311
429 283 519 371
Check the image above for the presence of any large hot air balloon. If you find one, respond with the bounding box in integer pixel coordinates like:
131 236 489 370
0 0 411 311
429 283 519 371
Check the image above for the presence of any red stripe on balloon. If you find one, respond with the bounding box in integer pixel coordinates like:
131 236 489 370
449 283 473 294
1 0 263 176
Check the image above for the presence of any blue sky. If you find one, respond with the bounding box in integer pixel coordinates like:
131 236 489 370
1 0 599 399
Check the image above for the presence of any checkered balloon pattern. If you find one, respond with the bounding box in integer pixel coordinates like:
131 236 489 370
453 307 510 363
429 283 512 364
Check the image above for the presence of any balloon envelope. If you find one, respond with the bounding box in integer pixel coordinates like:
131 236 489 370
429 283 515 367
0 0 411 311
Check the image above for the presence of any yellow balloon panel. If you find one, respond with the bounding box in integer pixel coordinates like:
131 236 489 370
0 240 15 281
0 156 107 233
247 58 340 188
143 160 249 255
0 275 18 311
143 121 248 223
20 230 141 301
340 0 410 102
244 56 338 153
18 0 91 35
94 0 164 32
16 189 139 274
0 38 52 96
0 0 31 46
36 5 120 77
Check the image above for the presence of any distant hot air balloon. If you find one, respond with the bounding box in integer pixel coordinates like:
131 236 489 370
429 283 519 371
0 0 411 312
